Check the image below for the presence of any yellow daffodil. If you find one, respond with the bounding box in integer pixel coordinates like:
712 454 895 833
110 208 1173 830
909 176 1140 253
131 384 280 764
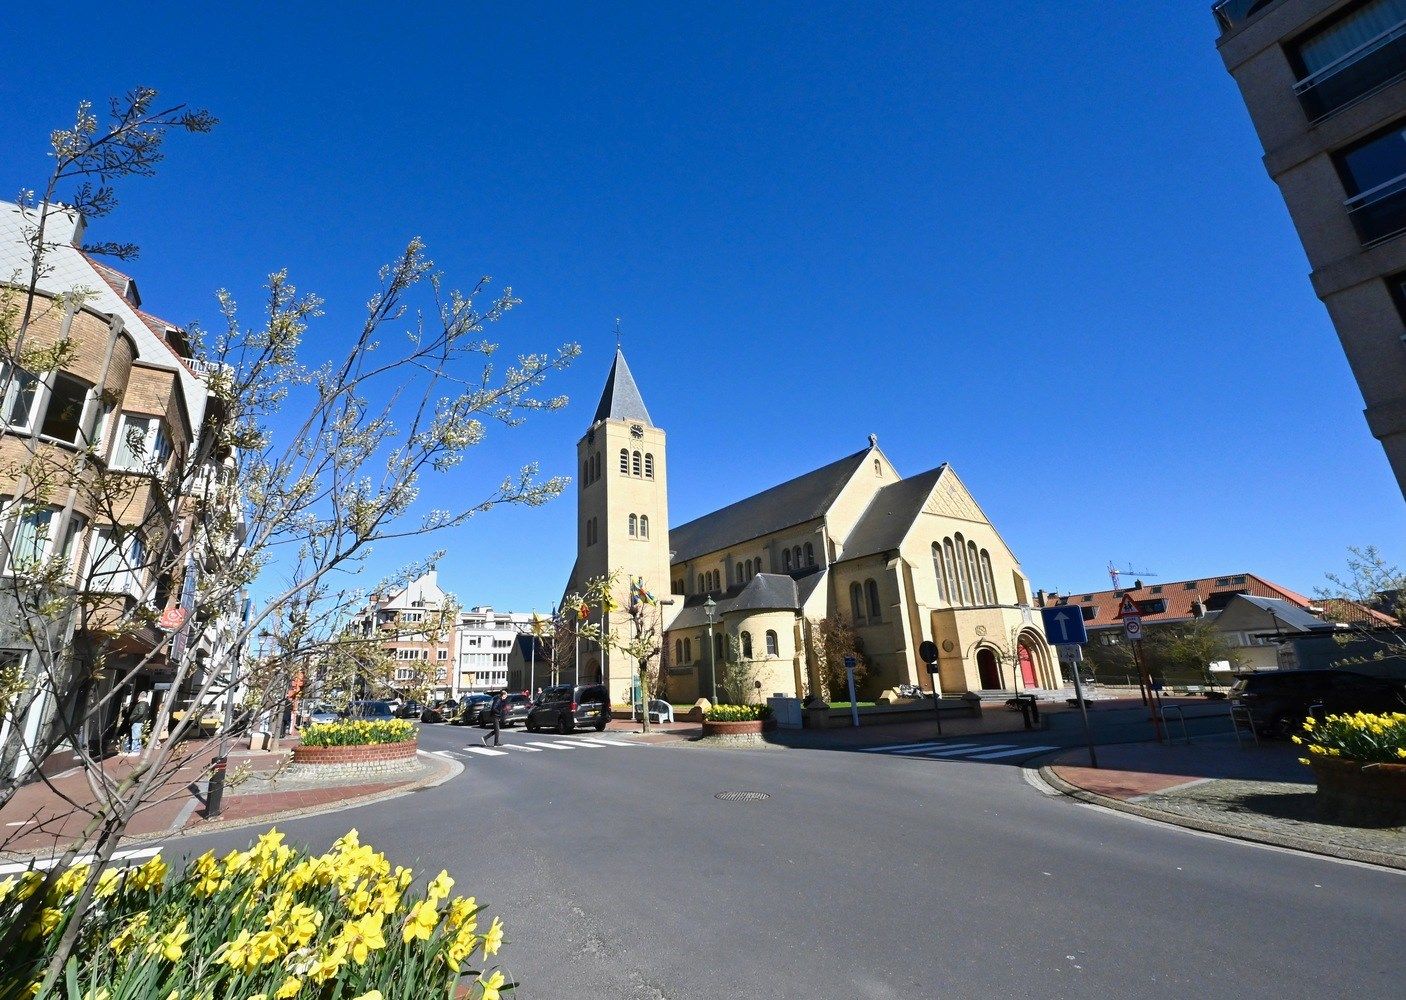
22 907 63 940
402 898 439 943
445 895 477 931
307 945 347 984
110 911 149 955
95 867 124 899
481 916 504 957
338 911 387 963
53 864 91 898
352 992 384 1000
274 978 303 999
427 869 454 901
479 970 507 1000
147 918 192 962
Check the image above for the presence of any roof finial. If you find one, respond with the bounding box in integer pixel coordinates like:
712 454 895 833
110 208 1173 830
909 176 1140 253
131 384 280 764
868 433 878 449
615 316 622 351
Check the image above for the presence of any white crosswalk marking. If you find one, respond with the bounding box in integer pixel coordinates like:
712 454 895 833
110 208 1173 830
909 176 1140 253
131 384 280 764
862 740 945 753
967 745 1056 761
892 742 975 755
0 846 159 876
524 741 579 750
567 737 636 747
462 746 509 757
920 743 1015 757
502 744 543 752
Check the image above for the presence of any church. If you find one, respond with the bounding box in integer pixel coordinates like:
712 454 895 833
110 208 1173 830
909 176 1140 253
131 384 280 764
556 348 1058 704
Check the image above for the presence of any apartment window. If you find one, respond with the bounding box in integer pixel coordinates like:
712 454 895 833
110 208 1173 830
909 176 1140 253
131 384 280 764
111 414 173 472
1337 118 1406 245
1290 0 1406 122
740 631 752 658
437 649 448 660
1080 606 1096 621
38 372 92 445
765 630 778 656
0 362 40 432
402 611 423 623
85 526 146 595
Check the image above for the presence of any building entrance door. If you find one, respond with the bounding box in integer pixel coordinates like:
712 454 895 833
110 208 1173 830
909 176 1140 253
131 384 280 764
1018 644 1039 689
976 648 1002 690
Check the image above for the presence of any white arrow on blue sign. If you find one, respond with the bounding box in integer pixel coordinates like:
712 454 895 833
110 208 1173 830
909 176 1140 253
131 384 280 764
1039 605 1088 645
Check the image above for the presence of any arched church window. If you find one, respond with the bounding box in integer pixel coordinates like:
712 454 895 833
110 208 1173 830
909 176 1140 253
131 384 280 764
593 452 600 481
874 458 882 477
850 582 865 624
980 549 996 604
783 549 792 571
765 630 778 656
932 542 947 602
741 631 753 658
866 578 882 621
632 451 642 476
684 638 692 663
675 639 683 664
714 632 724 659
620 448 629 473
745 558 754 579
804 542 815 567
735 562 743 584
629 514 638 537
944 539 960 606
640 515 649 539
697 574 704 593
967 540 982 603
645 453 654 478
793 546 802 568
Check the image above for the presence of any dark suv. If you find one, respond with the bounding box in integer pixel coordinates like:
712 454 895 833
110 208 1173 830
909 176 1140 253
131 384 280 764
526 684 610 734
478 693 532 728
1231 669 1406 739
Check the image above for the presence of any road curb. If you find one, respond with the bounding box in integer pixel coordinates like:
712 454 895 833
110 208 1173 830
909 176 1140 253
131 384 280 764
0 751 465 863
1034 764 1406 872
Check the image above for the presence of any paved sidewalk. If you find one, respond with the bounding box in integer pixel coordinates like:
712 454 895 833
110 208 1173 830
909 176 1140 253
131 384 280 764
1041 737 1406 870
0 736 454 859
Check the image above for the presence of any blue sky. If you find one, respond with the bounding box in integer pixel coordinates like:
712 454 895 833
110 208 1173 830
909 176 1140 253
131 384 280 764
2 2 1401 611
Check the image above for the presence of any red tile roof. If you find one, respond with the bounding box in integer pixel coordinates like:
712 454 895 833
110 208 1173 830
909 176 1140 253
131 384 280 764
79 251 196 373
1039 574 1311 628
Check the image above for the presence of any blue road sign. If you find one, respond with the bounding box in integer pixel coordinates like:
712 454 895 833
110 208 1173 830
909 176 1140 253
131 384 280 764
1040 605 1088 646
843 656 857 669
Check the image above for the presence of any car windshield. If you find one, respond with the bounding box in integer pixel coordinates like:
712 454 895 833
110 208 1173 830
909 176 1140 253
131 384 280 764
352 701 392 716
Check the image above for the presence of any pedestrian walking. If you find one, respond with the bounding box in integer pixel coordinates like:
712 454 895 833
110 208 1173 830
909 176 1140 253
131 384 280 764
481 690 505 747
124 692 152 754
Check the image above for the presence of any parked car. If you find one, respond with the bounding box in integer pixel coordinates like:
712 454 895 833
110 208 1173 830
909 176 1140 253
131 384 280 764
343 700 395 722
420 699 459 724
303 704 340 725
395 700 424 720
477 693 532 728
452 693 494 725
526 684 610 734
1231 669 1406 739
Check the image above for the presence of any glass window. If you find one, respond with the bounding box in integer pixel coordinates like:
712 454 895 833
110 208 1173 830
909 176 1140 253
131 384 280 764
850 582 865 623
0 362 40 431
629 513 638 537
783 549 792 571
111 414 172 472
932 542 947 602
765 630 778 656
683 638 692 663
1338 118 1406 245
632 451 642 476
675 639 683 663
1291 0 1406 121
639 515 649 539
644 453 654 478
740 631 752 658
735 562 743 584
866 579 882 620
39 372 91 444
619 448 629 473
714 632 724 659
804 543 815 567
84 526 145 595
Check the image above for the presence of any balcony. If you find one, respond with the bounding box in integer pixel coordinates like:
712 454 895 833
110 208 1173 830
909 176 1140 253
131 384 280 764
1213 0 1279 33
1295 18 1406 121
184 358 234 380
1346 170 1406 245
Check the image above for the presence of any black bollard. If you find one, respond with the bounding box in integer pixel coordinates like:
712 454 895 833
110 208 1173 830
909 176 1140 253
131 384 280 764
206 755 228 818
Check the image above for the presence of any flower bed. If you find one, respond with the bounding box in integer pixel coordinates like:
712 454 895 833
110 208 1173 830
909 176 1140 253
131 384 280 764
702 704 775 737
292 720 420 778
1296 712 1406 827
0 828 509 999
300 719 416 747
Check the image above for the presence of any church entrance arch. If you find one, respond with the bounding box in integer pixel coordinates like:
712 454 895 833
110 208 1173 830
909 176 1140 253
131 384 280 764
1018 643 1038 689
976 648 1002 690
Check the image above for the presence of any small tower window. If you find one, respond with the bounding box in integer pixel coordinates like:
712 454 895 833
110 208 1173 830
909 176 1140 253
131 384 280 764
632 451 642 476
765 630 778 656
804 542 815 567
792 545 802 568
619 448 629 473
629 514 638 537
639 515 649 539
644 453 654 478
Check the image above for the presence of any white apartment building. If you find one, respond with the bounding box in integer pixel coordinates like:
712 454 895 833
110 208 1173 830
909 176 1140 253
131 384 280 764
456 606 533 694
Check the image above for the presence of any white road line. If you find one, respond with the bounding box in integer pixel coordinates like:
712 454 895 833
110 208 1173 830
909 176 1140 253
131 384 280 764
921 743 1016 758
862 741 944 753
5 820 34 827
462 747 509 757
891 742 977 755
567 737 636 747
0 846 159 875
434 750 460 759
966 745 1057 761
553 739 603 748
501 744 543 752
524 741 579 750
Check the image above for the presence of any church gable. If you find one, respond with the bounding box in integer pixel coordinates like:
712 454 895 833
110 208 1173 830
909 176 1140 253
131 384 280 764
921 467 989 524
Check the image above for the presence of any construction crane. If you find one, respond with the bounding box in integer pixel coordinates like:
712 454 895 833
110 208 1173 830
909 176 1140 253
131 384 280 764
1108 561 1158 590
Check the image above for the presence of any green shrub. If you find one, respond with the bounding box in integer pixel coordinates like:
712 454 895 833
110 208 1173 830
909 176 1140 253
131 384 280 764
300 718 416 747
705 704 773 722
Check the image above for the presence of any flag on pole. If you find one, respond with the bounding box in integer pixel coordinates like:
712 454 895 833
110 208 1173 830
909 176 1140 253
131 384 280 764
630 577 656 607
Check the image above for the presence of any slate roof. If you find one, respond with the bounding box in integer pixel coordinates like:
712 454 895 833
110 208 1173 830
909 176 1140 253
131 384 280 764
840 465 948 562
1230 594 1339 633
669 448 871 564
592 348 652 425
667 571 818 630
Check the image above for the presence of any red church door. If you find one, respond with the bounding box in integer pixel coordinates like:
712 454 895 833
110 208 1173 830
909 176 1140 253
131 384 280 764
1018 644 1039 689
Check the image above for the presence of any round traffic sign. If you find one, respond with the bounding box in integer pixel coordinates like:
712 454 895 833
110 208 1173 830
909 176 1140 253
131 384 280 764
918 640 939 665
1123 615 1143 641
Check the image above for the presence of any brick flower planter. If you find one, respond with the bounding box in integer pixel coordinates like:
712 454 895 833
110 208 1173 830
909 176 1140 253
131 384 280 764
701 718 776 738
287 738 420 780
1311 757 1406 827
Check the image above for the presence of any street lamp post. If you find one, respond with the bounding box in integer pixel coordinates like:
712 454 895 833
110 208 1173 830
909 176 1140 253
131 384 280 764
704 596 717 704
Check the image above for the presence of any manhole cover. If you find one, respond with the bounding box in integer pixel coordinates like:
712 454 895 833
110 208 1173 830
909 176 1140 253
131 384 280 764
715 790 769 802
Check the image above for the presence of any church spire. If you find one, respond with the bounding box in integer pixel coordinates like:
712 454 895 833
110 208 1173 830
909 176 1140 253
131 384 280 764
592 346 652 426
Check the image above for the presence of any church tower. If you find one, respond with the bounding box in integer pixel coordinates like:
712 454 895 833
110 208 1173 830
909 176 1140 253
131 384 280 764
574 348 672 695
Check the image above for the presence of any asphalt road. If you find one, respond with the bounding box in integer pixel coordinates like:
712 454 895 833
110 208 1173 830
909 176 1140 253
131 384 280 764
147 720 1403 1000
